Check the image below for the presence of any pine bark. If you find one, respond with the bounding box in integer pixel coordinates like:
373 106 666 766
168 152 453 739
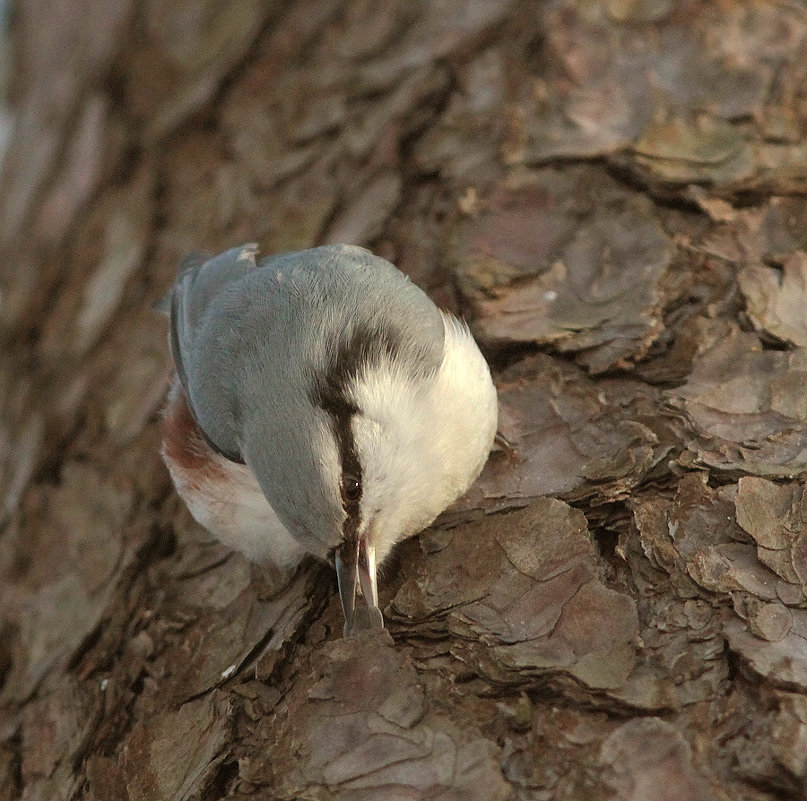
2 2 807 799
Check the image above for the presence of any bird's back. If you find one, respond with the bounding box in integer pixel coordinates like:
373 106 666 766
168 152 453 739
170 243 446 462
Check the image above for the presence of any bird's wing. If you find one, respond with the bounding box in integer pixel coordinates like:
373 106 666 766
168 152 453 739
153 251 210 315
169 243 258 425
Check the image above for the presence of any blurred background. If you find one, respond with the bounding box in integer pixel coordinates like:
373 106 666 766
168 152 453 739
1 2 807 799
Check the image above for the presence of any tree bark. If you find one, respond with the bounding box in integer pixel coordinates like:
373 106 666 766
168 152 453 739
2 1 807 799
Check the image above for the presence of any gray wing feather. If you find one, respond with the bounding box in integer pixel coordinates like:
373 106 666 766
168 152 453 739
169 244 258 438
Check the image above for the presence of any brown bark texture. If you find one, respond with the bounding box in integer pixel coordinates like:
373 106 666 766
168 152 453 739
2 1 807 799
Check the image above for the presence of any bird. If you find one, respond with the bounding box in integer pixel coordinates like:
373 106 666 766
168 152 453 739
159 243 498 635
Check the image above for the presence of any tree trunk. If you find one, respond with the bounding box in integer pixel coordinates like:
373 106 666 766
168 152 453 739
2 1 807 799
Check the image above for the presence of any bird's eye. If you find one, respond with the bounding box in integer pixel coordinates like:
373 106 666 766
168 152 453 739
342 473 361 503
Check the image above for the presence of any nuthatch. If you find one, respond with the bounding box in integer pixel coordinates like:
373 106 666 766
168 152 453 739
160 244 497 635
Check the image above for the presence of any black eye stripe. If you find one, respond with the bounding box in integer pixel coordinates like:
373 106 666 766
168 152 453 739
334 416 362 520
313 388 363 537
335 413 362 543
312 327 381 541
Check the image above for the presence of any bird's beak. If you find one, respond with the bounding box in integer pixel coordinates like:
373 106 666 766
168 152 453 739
335 537 384 636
